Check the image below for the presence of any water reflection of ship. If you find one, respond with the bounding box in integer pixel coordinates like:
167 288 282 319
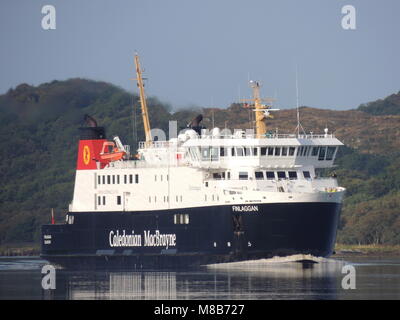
109 272 177 300
58 258 346 299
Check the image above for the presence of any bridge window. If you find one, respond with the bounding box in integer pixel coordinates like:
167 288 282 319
236 147 244 157
201 147 210 160
112 175 115 184
288 171 297 180
98 175 101 185
129 174 133 184
211 147 219 161
274 147 281 156
266 171 275 180
303 171 311 179
289 147 296 156
102 175 105 184
318 147 327 161
326 147 336 160
107 175 111 184
253 147 258 156
297 147 303 156
312 147 320 156
277 171 286 179
239 172 248 180
281 147 287 156
117 175 120 184
267 147 274 156
255 171 264 180
261 147 267 156
220 147 225 157
135 174 139 184
244 147 251 156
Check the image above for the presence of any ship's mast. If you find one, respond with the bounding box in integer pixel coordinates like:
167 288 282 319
242 81 278 138
134 54 152 143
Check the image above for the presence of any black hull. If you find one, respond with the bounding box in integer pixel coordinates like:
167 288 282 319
41 202 342 270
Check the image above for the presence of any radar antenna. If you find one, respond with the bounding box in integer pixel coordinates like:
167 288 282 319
241 81 279 138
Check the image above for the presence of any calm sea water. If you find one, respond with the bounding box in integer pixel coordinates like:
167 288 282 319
0 255 399 300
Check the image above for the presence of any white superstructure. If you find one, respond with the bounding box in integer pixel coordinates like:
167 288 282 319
70 129 345 213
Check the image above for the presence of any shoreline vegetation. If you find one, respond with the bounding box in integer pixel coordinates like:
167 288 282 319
0 243 399 257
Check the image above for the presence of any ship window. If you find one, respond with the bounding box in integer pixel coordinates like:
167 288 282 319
102 176 105 184
107 175 111 184
312 147 319 156
281 147 288 156
260 147 267 156
201 147 210 160
213 173 222 180
277 171 286 179
117 175 120 184
227 172 231 180
289 147 295 156
267 147 274 156
98 175 101 185
288 171 297 180
266 171 275 180
274 147 281 156
129 174 133 184
211 147 219 161
326 147 336 160
302 147 308 156
239 172 248 180
135 174 139 183
98 196 101 205
236 147 244 156
112 175 115 184
303 171 311 179
253 147 258 156
117 196 121 205
174 214 189 225
155 175 157 182
103 196 106 205
220 147 225 157
297 147 303 156
180 195 183 202
231 148 235 157
124 175 127 184
244 147 251 156
255 171 264 180
318 147 326 161
306 147 312 157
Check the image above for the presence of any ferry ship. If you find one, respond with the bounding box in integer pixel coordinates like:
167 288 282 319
41 55 345 269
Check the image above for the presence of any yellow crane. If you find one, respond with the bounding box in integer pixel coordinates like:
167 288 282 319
133 54 152 144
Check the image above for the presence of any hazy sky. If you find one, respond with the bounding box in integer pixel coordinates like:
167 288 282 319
1 0 399 110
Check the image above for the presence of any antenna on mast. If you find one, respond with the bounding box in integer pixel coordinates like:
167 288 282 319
294 64 306 136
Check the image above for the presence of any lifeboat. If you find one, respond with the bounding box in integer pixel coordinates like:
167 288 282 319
99 141 126 161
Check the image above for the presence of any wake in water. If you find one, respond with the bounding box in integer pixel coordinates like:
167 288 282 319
205 254 347 278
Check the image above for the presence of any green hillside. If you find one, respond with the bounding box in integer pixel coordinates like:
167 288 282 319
358 91 400 115
0 79 399 247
